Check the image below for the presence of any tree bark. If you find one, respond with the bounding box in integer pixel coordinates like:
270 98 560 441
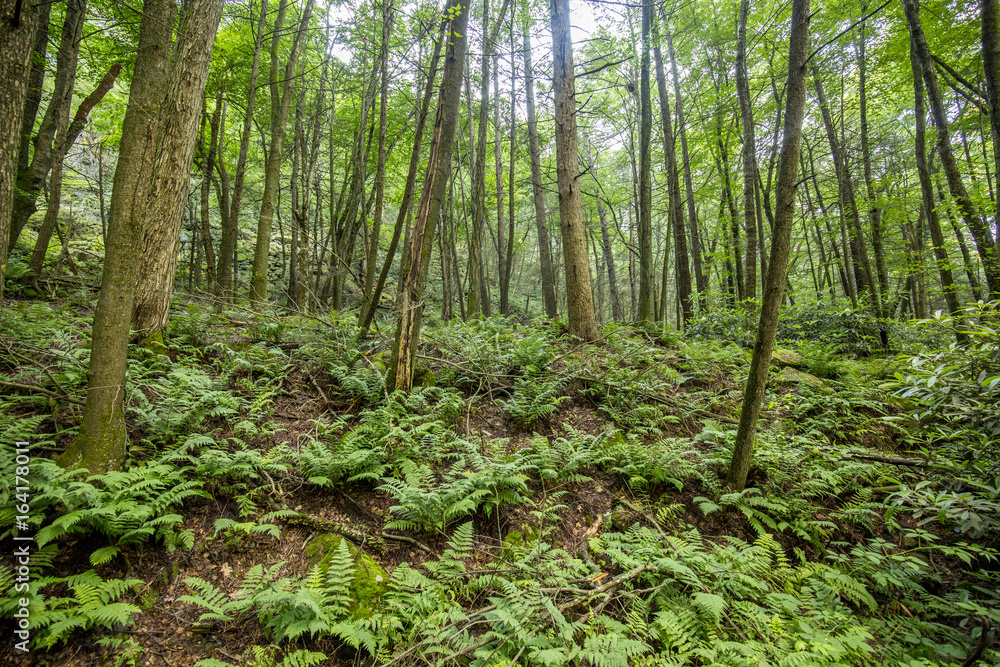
0 0 41 297
59 0 185 473
982 0 1000 244
387 0 470 392
130 0 226 341
523 22 559 318
597 199 623 321
727 0 809 491
551 0 601 342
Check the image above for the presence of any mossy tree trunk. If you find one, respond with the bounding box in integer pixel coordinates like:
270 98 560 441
59 0 223 474
0 0 42 302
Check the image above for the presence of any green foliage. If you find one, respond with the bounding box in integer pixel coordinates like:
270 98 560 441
503 374 569 428
0 569 141 650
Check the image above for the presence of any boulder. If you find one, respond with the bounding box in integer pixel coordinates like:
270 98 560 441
770 348 804 368
774 366 832 393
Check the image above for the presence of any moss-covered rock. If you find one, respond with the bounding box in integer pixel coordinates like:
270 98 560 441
770 348 804 368
304 534 388 618
775 367 832 393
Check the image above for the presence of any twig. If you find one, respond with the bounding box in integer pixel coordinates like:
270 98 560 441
557 564 651 612
617 496 667 538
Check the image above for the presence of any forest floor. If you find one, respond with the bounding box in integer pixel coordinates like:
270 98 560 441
1 293 999 666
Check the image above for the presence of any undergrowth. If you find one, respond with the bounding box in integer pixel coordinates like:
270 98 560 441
1 304 998 665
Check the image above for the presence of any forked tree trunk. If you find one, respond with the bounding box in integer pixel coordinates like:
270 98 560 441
131 0 226 341
551 0 600 341
726 0 809 491
64 0 175 470
387 0 470 392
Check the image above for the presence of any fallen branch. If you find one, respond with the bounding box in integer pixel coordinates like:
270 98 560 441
845 452 929 467
0 380 85 405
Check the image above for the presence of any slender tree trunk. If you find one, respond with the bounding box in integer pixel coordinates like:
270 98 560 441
736 0 757 301
937 177 983 302
26 0 86 280
597 199 623 321
250 0 316 303
201 95 222 292
501 35 517 315
217 0 267 298
387 0 470 392
727 0 809 491
813 68 877 304
653 16 691 325
666 22 707 309
551 0 600 341
908 31 963 319
856 11 889 296
362 0 395 317
982 0 1000 243
637 0 654 321
524 22 559 318
358 18 446 334
904 0 1000 299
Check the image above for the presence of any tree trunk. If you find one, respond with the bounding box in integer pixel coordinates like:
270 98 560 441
904 0 1000 299
856 11 889 296
0 3 41 299
361 0 394 318
908 31 963 320
551 0 600 342
637 0 654 321
982 0 1000 244
653 20 691 325
736 0 757 301
26 0 86 280
130 0 226 341
597 199 623 321
250 0 316 304
217 0 267 298
387 0 470 392
726 0 809 491
201 95 222 293
813 68 877 304
60 0 206 473
666 22 707 309
523 22 559 318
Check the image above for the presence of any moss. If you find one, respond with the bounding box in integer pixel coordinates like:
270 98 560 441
305 534 388 618
140 330 168 356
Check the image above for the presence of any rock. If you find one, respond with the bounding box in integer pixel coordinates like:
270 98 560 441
774 367 832 393
304 534 388 618
770 348 804 368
